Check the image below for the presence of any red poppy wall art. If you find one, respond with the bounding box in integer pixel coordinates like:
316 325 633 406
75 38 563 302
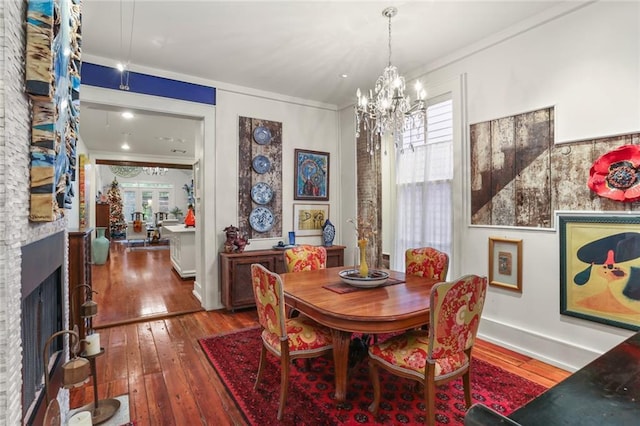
588 144 640 202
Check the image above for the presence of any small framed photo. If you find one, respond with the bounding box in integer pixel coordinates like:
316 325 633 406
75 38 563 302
488 237 522 292
293 203 329 236
294 149 329 201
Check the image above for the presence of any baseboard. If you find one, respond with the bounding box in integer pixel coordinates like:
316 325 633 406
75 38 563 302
478 317 601 372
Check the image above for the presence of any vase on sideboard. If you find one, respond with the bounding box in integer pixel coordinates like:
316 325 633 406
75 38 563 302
322 219 335 247
92 227 109 265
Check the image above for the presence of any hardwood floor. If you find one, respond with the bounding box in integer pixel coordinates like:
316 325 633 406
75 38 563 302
71 245 571 424
91 241 203 328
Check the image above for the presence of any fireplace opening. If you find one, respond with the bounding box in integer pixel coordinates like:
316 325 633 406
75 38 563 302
21 232 65 424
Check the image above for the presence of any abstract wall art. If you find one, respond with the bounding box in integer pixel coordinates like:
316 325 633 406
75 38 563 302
26 0 82 221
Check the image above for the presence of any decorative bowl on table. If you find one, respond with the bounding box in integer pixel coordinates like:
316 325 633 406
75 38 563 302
338 269 389 288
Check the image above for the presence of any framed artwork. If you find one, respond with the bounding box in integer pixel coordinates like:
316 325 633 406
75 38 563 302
293 203 329 236
488 237 522 292
559 214 640 331
294 149 329 201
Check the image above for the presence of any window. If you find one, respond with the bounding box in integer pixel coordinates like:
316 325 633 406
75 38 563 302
392 95 453 274
120 182 174 224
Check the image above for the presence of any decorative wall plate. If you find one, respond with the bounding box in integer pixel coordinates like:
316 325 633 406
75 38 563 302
249 207 275 232
253 126 272 145
251 182 274 205
252 155 271 174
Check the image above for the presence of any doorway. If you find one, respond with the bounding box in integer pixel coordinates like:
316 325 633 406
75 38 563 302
80 84 216 321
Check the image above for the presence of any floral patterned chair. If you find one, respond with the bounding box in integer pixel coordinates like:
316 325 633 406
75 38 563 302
367 274 488 426
283 245 327 318
251 264 333 420
283 245 327 273
405 247 449 281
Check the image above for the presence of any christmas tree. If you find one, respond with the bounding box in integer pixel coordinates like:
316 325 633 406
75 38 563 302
107 178 127 238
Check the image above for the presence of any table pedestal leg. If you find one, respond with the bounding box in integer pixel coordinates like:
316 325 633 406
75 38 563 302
331 329 352 402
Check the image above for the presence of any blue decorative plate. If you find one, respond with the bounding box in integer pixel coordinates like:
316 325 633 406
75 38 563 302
252 155 271 174
253 126 272 145
251 182 273 205
249 207 275 233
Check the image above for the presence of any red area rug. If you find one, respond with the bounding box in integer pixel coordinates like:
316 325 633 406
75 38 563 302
199 327 547 425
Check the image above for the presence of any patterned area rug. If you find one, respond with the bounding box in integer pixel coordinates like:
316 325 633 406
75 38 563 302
199 327 547 425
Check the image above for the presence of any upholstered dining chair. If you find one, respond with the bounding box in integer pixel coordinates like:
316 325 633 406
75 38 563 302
283 245 327 318
283 245 327 273
367 274 488 426
250 263 334 420
405 247 450 281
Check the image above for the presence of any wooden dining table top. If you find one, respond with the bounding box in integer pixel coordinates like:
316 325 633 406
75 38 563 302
281 266 439 334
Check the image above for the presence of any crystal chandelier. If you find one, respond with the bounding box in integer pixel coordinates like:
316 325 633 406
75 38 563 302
142 166 169 176
355 7 427 155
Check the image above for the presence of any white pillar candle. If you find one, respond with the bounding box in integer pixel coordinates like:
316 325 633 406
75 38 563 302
85 333 100 356
69 410 93 426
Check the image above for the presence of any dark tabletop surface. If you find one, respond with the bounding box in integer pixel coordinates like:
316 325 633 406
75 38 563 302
509 331 640 425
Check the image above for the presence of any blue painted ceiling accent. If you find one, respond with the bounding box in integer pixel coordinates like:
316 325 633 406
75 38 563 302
82 62 216 105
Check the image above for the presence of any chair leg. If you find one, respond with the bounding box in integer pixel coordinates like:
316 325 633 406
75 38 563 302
367 360 381 414
254 344 267 390
426 366 436 426
277 356 291 420
463 370 472 407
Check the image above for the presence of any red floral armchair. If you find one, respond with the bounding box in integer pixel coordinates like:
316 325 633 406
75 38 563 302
250 264 333 420
405 247 449 281
368 274 488 426
283 245 327 273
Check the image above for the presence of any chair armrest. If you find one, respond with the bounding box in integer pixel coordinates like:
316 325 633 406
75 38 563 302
464 403 522 426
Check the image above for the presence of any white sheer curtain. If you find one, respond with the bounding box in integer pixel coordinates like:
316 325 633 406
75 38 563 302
392 96 453 274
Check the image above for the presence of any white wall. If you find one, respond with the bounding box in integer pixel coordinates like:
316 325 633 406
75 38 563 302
408 1 639 371
215 89 340 252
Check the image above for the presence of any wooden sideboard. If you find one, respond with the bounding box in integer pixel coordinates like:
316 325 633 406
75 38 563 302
220 245 345 311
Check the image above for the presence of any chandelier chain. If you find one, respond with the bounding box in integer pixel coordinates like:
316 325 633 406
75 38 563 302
387 13 392 67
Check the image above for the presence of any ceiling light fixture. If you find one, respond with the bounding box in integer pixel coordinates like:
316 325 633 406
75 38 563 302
121 111 134 119
355 7 426 155
142 166 169 176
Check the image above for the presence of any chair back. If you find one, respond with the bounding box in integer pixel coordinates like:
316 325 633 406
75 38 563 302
251 264 286 338
283 245 327 273
428 274 487 361
405 247 449 280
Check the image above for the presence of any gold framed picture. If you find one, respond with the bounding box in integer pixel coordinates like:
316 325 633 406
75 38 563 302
488 237 523 292
293 203 329 236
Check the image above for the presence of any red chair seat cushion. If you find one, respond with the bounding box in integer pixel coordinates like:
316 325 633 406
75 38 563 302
369 330 469 380
262 316 333 356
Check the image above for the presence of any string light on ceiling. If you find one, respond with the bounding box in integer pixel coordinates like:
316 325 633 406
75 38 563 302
355 7 426 155
117 0 136 90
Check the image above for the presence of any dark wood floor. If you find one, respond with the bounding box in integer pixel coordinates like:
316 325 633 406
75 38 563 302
70 243 571 424
92 241 203 328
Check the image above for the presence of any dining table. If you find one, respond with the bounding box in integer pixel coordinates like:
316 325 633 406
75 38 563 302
281 266 439 402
